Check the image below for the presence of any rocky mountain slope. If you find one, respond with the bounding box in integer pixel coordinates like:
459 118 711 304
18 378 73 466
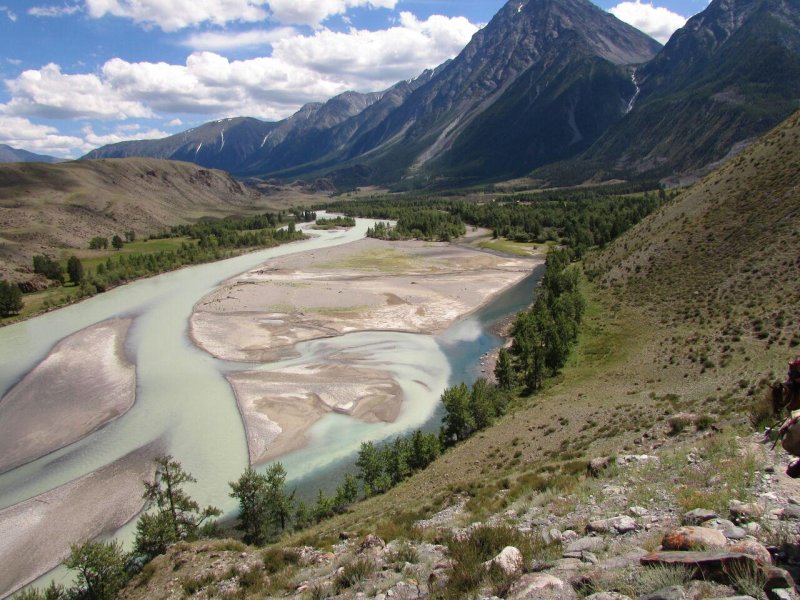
112 111 800 599
0 158 265 281
0 144 61 164
540 0 800 184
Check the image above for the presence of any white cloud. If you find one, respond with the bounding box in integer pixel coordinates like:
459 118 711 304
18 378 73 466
3 63 152 119
0 5 17 21
0 116 84 154
84 0 397 30
167 118 183 126
81 124 170 146
182 27 298 51
608 1 686 44
267 0 397 27
28 4 82 17
1 14 477 121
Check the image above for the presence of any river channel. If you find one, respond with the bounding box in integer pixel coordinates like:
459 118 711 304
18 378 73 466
0 217 541 595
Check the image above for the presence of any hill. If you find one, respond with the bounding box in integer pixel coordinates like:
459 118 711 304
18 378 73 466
0 144 61 164
109 115 800 599
0 158 267 282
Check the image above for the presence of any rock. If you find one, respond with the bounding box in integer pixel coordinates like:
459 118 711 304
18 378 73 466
767 590 796 600
702 517 747 540
565 536 605 553
561 530 579 542
339 531 358 540
683 508 718 525
640 585 687 600
730 540 772 565
744 522 763 536
588 457 612 477
507 573 577 600
630 506 649 517
485 546 523 576
588 515 637 535
662 527 727 551
359 534 386 553
641 551 762 582
730 501 764 524
764 567 796 594
541 527 563 545
582 551 599 565
780 504 800 520
585 593 633 600
553 558 584 570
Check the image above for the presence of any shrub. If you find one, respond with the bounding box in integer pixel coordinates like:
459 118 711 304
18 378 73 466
333 558 375 592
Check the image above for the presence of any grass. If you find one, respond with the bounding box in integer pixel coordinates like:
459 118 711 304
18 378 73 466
332 558 375 592
320 247 420 273
477 238 550 257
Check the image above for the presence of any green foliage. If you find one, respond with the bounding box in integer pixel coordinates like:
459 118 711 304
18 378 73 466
333 558 375 593
67 256 84 285
314 216 355 229
33 255 64 283
0 280 23 316
136 454 220 557
12 582 67 600
88 236 108 250
228 463 295 545
65 540 128 600
111 235 123 250
440 379 509 446
367 209 466 241
495 347 515 390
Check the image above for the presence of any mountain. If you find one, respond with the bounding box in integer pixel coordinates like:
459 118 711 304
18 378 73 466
84 0 659 186
0 144 61 164
83 89 388 173
539 0 800 183
0 158 264 282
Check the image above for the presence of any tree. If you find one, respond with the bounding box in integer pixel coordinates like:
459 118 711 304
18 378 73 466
89 236 108 250
65 540 128 600
133 511 176 558
333 473 359 510
264 462 294 532
229 467 270 545
125 230 136 242
495 348 515 390
440 383 474 444
0 280 23 316
408 430 440 471
112 235 124 250
355 441 385 496
67 256 84 285
141 454 220 545
32 255 64 283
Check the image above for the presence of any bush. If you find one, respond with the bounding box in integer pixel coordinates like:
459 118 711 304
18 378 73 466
0 280 23 316
333 558 375 592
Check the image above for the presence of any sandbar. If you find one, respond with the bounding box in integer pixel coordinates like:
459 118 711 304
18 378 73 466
191 237 541 465
0 318 136 474
0 443 161 599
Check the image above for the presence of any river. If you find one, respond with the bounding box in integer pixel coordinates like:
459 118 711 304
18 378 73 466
0 217 541 595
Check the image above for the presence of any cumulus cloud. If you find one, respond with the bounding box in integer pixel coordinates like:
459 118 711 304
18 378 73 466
3 63 153 119
84 0 397 30
182 27 298 51
81 124 170 146
167 118 183 126
28 4 82 17
1 14 478 121
608 0 686 44
0 116 84 154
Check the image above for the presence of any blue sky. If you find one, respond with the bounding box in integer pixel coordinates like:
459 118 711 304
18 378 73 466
0 0 706 158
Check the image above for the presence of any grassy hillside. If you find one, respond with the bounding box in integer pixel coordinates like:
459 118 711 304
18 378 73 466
0 158 268 281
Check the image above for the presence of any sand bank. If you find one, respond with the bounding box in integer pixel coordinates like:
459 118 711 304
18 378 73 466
0 443 160 599
0 318 136 474
191 238 541 465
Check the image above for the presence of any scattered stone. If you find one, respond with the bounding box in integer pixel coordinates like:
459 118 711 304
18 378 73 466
359 534 386 553
780 504 800 520
582 551 599 565
584 593 633 600
485 546 523 576
630 506 649 517
744 522 763 536
730 540 772 565
553 558 584 570
507 573 577 600
661 526 727 551
640 585 687 600
565 536 605 553
588 457 612 477
730 501 764 524
561 530 579 542
683 508 717 525
702 517 747 540
588 515 637 535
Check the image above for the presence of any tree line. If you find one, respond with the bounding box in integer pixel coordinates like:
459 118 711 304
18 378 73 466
365 209 466 241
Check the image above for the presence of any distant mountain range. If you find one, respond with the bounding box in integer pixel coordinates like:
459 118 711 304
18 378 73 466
83 0 800 188
0 144 61 164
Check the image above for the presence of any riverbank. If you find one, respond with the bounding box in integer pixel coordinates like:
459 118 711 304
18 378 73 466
191 237 543 465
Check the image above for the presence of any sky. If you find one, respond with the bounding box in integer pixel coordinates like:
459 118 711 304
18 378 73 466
0 0 706 158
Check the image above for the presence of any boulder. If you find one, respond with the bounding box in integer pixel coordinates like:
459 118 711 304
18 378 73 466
508 574 577 600
683 508 718 526
702 517 747 540
565 536 606 553
780 504 800 520
588 457 612 477
641 550 761 582
588 515 637 535
640 586 687 600
584 593 633 600
730 540 772 565
730 501 764 524
359 534 386 553
485 546 523 576
661 527 727 551
764 567 796 594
